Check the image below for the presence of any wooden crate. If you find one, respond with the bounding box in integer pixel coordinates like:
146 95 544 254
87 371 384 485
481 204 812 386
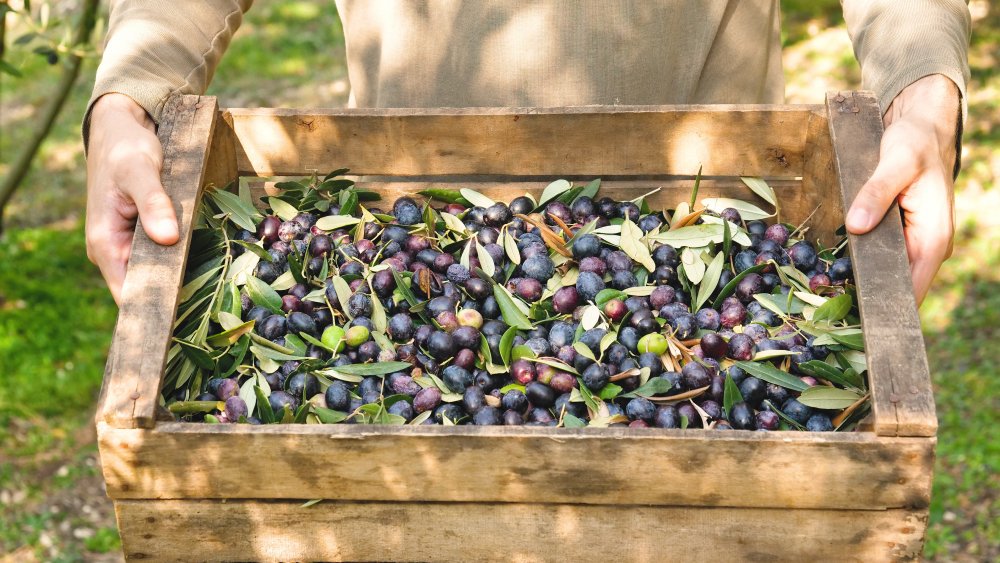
96 93 936 562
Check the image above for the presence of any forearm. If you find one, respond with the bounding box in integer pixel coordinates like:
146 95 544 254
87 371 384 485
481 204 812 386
841 0 971 118
84 0 252 144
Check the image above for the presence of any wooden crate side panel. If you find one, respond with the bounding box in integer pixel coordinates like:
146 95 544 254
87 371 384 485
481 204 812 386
228 105 816 178
97 95 219 430
116 499 928 562
98 424 934 511
204 110 239 191
800 110 843 247
826 92 936 437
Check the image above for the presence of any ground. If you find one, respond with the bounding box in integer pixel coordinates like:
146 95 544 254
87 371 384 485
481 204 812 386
0 1 997 560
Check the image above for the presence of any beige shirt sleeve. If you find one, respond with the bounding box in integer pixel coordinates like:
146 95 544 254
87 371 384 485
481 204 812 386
841 0 971 116
85 0 252 139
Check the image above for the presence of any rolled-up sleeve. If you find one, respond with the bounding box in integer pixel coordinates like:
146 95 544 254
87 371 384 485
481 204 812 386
84 0 252 140
841 0 971 116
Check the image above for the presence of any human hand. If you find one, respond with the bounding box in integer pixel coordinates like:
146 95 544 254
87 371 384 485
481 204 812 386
86 93 179 304
845 74 960 305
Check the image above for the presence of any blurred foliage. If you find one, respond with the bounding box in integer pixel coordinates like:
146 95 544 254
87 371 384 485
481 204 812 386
0 0 996 560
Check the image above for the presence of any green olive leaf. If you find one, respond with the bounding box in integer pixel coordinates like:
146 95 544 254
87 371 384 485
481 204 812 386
620 218 656 271
813 292 852 323
315 215 361 231
268 197 299 221
739 177 778 207
245 275 283 314
536 179 572 209
702 197 774 220
694 251 725 311
734 361 809 392
460 188 497 208
797 386 864 410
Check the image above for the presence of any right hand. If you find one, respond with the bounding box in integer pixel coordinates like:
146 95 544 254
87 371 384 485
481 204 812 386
86 93 179 304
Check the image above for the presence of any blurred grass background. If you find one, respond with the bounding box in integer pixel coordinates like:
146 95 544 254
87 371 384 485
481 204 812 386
0 1 996 560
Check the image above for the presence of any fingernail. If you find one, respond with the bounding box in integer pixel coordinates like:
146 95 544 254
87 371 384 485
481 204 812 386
846 208 871 231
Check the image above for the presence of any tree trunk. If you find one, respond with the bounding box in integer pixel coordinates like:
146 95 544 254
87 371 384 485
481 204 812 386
0 0 100 234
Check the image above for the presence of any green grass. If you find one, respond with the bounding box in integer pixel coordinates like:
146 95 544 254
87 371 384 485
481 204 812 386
0 1 997 560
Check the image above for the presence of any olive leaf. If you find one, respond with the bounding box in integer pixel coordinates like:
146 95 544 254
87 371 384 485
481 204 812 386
417 188 470 206
503 229 521 265
536 179 572 209
813 292 852 322
460 188 496 208
440 211 467 234
206 319 255 347
797 386 863 410
476 241 496 277
331 362 413 376
311 406 349 424
268 197 299 221
701 197 774 220
209 189 262 232
245 275 283 314
493 284 533 330
796 360 863 390
574 178 601 203
330 275 353 318
734 361 809 392
712 264 767 308
650 223 750 248
620 218 656 271
315 215 361 231
620 377 674 399
226 251 260 286
681 248 706 284
740 177 778 207
723 373 743 416
693 251 725 311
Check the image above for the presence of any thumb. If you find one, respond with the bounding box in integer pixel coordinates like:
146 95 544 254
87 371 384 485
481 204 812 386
128 168 180 246
845 142 920 235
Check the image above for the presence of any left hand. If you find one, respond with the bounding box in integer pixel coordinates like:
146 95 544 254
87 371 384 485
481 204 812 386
844 74 960 305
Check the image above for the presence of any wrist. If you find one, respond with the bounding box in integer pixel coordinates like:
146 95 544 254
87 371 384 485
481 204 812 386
885 75 959 143
91 93 155 130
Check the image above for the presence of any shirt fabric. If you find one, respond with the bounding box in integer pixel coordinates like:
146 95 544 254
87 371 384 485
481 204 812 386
86 0 971 132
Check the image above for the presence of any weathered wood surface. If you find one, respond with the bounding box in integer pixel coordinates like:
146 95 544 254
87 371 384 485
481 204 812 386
98 423 934 511
800 110 843 248
826 91 936 438
96 95 218 429
116 499 928 562
204 110 239 191
228 105 820 178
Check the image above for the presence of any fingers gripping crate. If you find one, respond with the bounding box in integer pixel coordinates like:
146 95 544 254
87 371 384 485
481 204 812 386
96 93 936 562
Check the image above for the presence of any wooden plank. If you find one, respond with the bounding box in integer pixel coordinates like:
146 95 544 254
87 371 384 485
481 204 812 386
97 95 218 429
116 499 929 562
228 105 819 178
826 92 937 437
250 178 824 236
98 423 934 511
203 110 239 191
800 110 842 247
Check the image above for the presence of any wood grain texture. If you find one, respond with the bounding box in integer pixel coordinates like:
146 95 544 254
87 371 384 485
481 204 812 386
826 92 936 437
800 109 842 247
97 95 218 429
228 105 818 178
98 423 934 511
204 110 238 191
116 499 929 562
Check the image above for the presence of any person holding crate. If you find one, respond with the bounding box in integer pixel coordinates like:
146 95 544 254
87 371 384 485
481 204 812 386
83 1 970 306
